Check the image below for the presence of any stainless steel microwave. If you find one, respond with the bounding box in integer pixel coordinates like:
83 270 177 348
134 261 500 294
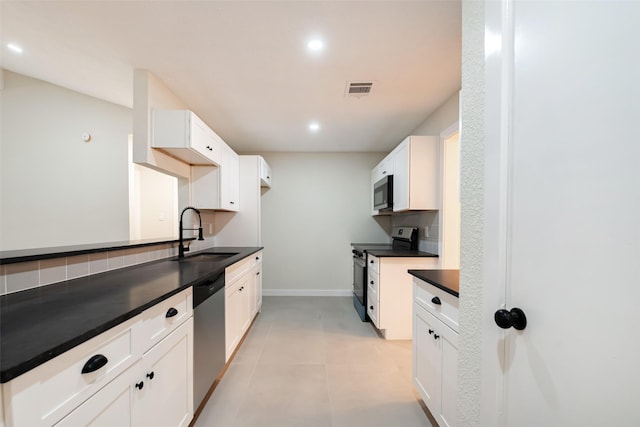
373 175 393 211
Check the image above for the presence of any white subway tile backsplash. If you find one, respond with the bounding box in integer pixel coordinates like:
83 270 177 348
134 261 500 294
123 248 138 266
39 258 67 286
0 265 7 294
107 250 125 270
89 252 108 275
5 261 39 294
0 243 179 295
150 245 169 261
67 254 89 279
136 247 151 264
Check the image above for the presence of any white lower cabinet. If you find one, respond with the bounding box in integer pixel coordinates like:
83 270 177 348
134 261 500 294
55 361 140 427
2 288 194 427
413 279 458 427
225 251 263 361
368 255 438 339
132 318 193 427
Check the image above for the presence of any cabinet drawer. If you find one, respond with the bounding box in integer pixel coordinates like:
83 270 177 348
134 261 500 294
133 289 192 355
413 278 459 332
226 254 258 284
367 286 379 328
3 319 137 427
367 269 379 295
367 254 379 274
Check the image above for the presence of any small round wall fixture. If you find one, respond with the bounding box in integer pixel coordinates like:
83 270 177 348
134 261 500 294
82 132 92 143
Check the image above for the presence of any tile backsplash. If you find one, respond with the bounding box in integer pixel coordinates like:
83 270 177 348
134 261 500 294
0 243 180 296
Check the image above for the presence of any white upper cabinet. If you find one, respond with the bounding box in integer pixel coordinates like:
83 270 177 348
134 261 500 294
152 110 222 165
392 135 438 212
372 154 394 184
259 157 272 188
191 144 240 212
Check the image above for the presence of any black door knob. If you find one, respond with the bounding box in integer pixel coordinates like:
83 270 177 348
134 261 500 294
146 371 155 380
135 381 144 390
494 307 527 330
166 307 178 318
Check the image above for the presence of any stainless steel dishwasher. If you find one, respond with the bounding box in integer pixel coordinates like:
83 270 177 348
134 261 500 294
193 271 226 411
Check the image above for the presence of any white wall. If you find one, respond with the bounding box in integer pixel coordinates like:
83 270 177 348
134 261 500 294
131 163 178 240
412 91 459 135
457 0 485 424
259 152 390 295
0 70 131 250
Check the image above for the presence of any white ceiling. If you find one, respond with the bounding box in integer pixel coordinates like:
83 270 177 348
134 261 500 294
0 1 461 153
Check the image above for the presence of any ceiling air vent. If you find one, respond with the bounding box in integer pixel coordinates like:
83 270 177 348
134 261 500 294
345 81 375 98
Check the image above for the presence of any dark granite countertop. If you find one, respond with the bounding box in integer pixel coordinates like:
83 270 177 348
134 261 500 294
0 246 262 383
408 269 459 297
351 243 438 258
0 237 195 265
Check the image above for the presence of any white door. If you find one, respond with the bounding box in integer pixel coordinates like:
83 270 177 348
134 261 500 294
481 1 640 426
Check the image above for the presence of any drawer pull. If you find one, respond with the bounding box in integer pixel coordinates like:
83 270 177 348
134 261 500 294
166 307 179 318
135 381 144 390
146 371 155 380
256 272 260 275
81 354 108 374
370 260 374 264
369 305 374 310
428 329 434 335
370 280 374 285
433 334 440 340
256 256 260 260
431 296 442 305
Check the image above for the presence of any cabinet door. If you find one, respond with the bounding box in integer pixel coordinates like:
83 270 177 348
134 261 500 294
392 138 410 211
152 110 219 165
133 319 193 427
225 280 244 360
413 304 440 410
191 145 239 212
54 362 140 427
439 327 458 427
259 157 272 188
254 265 262 313
220 146 240 211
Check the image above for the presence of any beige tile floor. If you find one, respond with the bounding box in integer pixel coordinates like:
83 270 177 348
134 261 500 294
194 296 433 427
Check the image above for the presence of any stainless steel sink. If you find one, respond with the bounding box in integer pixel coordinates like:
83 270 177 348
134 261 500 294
175 252 238 262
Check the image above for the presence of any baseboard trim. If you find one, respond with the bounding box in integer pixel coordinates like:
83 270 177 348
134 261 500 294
262 289 352 297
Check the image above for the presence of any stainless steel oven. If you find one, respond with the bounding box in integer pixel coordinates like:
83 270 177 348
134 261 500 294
352 249 367 321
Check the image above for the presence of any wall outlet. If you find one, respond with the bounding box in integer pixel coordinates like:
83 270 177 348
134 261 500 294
423 226 429 238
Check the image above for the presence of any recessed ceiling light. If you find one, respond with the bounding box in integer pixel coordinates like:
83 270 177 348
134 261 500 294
307 39 324 52
7 43 23 54
309 122 320 132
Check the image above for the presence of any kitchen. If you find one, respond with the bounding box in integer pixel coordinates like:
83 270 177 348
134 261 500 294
2 1 640 427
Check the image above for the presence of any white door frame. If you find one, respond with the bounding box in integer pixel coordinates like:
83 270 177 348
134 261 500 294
438 120 460 269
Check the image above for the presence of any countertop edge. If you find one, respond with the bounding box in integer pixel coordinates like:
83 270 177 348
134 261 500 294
408 269 460 298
